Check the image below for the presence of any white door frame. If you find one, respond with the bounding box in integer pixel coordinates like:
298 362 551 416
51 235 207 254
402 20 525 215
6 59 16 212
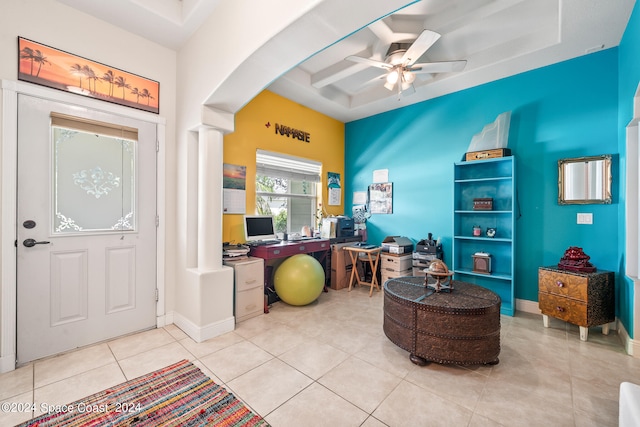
1 79 167 372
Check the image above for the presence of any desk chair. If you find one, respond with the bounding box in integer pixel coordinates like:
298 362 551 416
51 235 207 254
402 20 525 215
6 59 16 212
343 246 382 296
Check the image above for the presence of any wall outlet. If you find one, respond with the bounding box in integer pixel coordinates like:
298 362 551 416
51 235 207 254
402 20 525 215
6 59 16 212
577 213 593 224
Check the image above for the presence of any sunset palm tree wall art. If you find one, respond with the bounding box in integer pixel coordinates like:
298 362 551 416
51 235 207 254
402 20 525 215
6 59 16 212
17 37 159 114
114 76 131 100
32 50 51 77
102 70 115 97
69 63 85 90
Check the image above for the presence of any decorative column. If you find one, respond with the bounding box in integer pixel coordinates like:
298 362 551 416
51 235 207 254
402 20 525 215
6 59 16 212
175 107 235 343
198 126 223 270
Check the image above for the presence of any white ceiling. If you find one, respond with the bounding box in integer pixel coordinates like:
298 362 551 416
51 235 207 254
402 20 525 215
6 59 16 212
55 0 636 122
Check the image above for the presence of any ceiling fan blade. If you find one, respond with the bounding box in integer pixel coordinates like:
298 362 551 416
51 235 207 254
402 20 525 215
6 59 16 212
345 55 393 70
400 30 441 66
410 60 467 74
357 73 387 90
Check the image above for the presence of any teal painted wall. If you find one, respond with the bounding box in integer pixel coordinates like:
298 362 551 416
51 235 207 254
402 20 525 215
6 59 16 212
618 2 640 337
345 49 620 305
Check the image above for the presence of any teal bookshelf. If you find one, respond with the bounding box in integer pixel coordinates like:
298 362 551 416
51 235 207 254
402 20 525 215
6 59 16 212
452 156 515 316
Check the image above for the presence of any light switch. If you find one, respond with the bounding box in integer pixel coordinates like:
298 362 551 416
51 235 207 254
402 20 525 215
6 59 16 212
577 213 593 224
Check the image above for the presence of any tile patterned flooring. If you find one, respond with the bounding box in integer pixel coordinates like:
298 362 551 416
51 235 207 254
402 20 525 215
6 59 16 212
2 286 639 426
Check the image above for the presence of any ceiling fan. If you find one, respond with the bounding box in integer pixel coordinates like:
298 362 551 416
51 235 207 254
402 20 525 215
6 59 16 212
345 29 467 98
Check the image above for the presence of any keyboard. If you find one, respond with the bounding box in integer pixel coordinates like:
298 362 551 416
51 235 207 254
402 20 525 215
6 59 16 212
248 239 281 246
287 236 316 242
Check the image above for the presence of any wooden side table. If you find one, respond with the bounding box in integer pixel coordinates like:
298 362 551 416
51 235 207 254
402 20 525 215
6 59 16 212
538 266 615 341
343 246 382 296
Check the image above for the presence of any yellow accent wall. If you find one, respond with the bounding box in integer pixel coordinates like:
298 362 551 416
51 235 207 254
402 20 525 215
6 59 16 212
223 90 345 244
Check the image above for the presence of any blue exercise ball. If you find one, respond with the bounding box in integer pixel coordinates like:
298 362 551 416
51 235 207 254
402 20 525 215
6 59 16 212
273 254 325 306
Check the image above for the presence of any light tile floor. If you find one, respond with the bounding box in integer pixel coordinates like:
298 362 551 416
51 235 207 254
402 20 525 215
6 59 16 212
2 286 639 427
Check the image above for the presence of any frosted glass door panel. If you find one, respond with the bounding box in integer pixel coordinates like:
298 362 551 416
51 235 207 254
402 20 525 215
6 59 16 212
53 127 135 233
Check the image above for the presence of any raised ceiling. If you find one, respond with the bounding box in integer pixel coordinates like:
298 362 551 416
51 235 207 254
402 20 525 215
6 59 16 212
55 0 636 122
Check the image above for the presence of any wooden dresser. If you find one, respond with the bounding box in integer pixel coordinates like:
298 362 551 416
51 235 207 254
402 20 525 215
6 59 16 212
538 266 614 341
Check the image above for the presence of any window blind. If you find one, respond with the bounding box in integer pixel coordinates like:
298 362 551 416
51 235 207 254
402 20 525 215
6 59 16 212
51 112 138 141
256 150 321 183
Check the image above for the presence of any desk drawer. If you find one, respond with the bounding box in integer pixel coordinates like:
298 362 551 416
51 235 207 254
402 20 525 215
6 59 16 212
259 241 330 258
236 287 263 323
235 266 262 292
539 292 587 326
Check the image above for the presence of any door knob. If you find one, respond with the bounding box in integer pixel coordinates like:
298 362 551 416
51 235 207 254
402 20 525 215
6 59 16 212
23 238 50 247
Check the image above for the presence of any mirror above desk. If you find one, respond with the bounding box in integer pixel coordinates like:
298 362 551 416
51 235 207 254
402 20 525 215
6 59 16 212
558 154 612 205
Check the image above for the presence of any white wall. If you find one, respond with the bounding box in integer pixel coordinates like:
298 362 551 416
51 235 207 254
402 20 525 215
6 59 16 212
0 0 178 361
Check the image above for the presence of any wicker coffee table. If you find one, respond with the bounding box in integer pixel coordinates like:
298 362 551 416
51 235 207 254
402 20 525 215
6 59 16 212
383 276 501 366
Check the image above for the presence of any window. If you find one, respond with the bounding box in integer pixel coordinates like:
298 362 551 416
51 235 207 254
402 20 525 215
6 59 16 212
255 150 321 235
51 113 137 234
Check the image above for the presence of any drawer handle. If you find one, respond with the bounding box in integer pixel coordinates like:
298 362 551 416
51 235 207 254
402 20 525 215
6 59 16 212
245 279 257 284
299 246 306 251
556 306 565 313
555 280 565 288
273 250 280 255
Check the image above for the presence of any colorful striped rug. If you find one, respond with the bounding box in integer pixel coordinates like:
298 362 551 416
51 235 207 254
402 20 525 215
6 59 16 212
17 359 269 426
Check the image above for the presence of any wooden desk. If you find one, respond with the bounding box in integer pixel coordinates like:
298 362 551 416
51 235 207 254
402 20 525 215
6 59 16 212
343 246 382 296
249 239 330 311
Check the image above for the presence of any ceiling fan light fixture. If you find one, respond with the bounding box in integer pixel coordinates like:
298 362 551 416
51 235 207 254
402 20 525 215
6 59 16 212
386 69 399 85
344 30 466 97
403 70 416 84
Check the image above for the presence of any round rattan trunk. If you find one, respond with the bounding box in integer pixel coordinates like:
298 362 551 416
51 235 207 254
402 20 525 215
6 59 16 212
383 276 501 365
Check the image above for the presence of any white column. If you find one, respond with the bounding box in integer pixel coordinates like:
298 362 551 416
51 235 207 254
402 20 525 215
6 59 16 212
197 126 223 270
174 108 235 342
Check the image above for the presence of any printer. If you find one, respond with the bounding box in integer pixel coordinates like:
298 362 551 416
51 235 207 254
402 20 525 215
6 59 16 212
322 216 354 238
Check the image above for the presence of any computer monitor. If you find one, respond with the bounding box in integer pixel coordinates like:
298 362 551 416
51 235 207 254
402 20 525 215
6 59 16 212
243 215 277 243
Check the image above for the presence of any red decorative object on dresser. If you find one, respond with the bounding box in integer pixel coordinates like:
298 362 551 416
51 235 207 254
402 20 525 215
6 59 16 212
557 246 596 273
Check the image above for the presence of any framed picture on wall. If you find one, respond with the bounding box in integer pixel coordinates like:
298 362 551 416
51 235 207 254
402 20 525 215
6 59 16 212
18 37 160 114
223 163 247 214
369 182 393 214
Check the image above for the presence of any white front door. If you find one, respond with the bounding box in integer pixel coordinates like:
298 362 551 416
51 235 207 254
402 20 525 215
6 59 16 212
16 94 157 364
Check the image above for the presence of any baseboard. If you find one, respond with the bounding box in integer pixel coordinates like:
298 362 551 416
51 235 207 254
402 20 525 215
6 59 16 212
173 311 234 343
156 311 174 328
515 298 540 315
618 320 640 357
0 353 15 373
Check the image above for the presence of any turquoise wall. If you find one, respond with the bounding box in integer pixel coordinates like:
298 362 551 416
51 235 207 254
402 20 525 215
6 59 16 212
618 3 640 337
345 48 620 305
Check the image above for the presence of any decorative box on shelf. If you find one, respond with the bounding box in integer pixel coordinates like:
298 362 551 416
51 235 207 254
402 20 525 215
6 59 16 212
472 252 492 274
465 148 511 162
473 198 493 210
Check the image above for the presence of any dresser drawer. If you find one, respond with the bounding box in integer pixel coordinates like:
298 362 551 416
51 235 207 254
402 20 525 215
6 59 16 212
539 292 587 326
538 269 588 301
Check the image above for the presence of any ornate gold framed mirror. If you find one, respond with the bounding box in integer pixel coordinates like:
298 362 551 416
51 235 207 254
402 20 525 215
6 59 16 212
558 154 612 204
